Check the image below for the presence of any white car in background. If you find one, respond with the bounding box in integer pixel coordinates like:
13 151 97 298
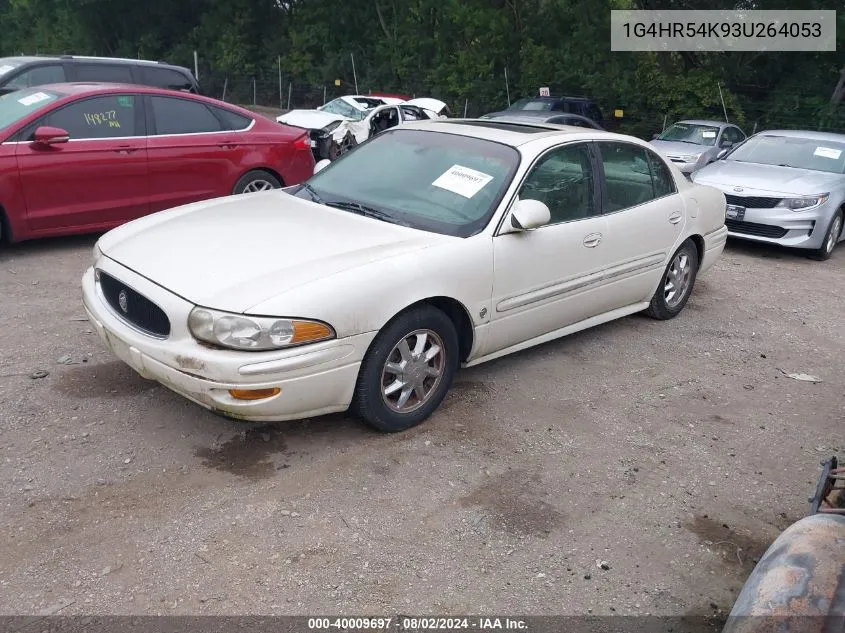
82 119 727 433
277 94 449 160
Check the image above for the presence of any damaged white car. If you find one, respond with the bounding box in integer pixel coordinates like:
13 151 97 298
277 95 449 161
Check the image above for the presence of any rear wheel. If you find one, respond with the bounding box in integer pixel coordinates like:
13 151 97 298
352 305 459 433
809 210 842 261
232 170 282 195
645 239 699 320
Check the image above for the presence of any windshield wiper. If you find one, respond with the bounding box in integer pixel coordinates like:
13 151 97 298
324 200 410 226
300 182 324 204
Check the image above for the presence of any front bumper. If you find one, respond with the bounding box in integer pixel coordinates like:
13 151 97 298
82 259 375 422
723 204 833 250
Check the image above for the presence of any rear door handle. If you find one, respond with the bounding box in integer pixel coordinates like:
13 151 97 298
218 140 238 149
669 211 683 224
583 232 602 248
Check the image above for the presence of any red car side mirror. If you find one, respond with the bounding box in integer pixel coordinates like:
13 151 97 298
33 126 70 146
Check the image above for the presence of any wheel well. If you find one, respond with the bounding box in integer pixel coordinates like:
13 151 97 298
243 167 285 186
689 234 704 263
414 297 475 363
0 205 10 244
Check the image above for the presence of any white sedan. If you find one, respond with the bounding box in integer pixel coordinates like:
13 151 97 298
82 120 728 432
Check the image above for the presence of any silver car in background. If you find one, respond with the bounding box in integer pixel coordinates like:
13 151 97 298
692 130 845 260
651 120 746 175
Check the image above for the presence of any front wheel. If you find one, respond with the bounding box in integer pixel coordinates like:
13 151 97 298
232 170 282 195
809 210 842 261
645 239 699 320
352 305 459 433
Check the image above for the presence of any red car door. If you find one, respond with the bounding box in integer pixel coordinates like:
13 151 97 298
145 94 247 211
15 93 148 232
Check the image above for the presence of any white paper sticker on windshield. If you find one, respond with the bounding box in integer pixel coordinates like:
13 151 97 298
702 131 717 138
0 65 16 76
814 146 842 160
432 164 494 198
18 92 51 106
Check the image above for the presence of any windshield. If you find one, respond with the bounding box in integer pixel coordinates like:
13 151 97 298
508 97 553 112
658 123 720 146
296 129 520 237
319 97 366 121
0 59 24 78
0 88 59 133
725 135 845 174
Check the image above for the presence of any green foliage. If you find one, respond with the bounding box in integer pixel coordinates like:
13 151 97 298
1 0 842 136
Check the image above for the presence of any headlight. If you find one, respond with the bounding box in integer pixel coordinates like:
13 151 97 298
321 120 342 134
776 194 829 211
187 307 335 351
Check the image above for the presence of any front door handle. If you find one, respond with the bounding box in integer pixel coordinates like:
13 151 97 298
583 232 602 248
669 211 683 224
113 144 138 154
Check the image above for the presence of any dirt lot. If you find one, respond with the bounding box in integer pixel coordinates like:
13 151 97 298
0 235 842 618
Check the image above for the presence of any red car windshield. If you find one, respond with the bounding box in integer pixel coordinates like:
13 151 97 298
0 87 60 132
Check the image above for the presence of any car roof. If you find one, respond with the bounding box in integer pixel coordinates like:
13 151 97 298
32 82 243 111
675 119 733 128
0 55 188 70
753 129 845 142
398 118 621 147
487 111 592 122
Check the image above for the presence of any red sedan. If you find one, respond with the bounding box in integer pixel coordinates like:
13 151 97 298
0 83 315 243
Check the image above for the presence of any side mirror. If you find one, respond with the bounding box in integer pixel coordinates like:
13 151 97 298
716 148 729 159
33 126 69 146
313 159 331 174
652 132 660 140
503 199 551 233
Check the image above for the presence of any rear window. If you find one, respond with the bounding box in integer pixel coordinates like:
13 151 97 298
212 106 252 130
141 67 194 92
0 88 60 133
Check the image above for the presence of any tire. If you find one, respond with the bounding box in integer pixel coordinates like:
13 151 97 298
351 304 459 433
808 210 842 261
329 132 356 161
232 170 282 195
645 238 700 320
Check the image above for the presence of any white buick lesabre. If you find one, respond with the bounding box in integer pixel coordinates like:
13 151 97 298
83 118 728 432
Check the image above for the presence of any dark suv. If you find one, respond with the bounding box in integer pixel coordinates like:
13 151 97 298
484 95 606 128
0 55 200 96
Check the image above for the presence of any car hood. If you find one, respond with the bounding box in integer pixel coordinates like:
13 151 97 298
100 192 445 313
692 160 844 196
649 140 711 157
276 109 349 130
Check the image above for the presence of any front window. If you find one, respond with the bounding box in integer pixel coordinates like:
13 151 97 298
725 135 845 174
658 123 720 146
0 88 60 133
319 97 366 121
294 129 520 237
508 97 553 112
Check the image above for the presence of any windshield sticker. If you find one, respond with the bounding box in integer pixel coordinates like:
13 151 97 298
18 91 51 106
0 65 16 76
702 131 717 138
432 164 494 198
814 146 842 160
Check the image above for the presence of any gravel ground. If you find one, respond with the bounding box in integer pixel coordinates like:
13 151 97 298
0 235 842 619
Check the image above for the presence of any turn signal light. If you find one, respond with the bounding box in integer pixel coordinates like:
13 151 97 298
228 387 281 401
291 320 334 345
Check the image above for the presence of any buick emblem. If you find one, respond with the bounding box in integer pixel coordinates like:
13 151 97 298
118 289 129 313
733 186 744 192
